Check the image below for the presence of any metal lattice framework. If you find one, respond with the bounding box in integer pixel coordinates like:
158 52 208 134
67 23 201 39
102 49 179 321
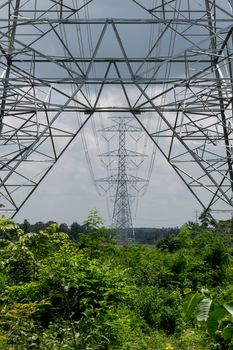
112 119 135 242
0 0 233 217
97 117 148 241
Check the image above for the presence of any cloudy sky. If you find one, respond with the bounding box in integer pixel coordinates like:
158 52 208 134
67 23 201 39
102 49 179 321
16 133 198 227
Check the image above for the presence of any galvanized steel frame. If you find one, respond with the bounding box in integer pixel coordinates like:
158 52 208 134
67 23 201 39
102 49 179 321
0 0 232 217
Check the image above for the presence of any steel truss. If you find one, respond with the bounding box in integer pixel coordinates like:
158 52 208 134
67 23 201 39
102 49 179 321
0 0 233 217
97 117 148 242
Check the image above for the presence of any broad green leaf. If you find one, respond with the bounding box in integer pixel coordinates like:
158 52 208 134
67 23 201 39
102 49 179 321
183 288 192 295
210 305 227 321
207 317 218 336
183 292 204 320
197 297 212 322
223 326 233 341
224 302 233 318
222 326 233 340
207 306 226 336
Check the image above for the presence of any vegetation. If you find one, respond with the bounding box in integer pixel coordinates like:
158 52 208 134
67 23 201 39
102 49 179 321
18 219 179 245
1 211 233 349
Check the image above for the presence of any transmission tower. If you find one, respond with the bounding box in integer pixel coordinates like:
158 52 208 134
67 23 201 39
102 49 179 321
0 1 233 221
98 117 147 241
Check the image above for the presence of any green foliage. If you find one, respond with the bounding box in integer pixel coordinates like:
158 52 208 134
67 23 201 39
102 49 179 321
199 209 216 228
183 291 204 321
83 209 103 231
1 214 233 349
78 210 117 256
174 224 192 249
0 216 19 240
0 214 141 349
184 289 233 349
131 285 182 334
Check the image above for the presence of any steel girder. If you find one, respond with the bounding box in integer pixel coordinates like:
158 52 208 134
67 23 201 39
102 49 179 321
0 0 232 216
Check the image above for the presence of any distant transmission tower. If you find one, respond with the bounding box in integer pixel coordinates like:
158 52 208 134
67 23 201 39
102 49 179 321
113 119 135 242
98 117 147 241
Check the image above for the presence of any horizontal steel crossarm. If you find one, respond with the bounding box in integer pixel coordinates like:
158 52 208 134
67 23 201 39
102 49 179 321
2 18 233 24
1 107 231 113
99 149 147 157
98 125 142 133
11 58 214 63
97 175 148 183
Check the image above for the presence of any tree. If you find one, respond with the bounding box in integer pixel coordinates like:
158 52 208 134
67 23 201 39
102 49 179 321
57 223 70 234
199 209 216 228
70 222 82 240
20 219 31 233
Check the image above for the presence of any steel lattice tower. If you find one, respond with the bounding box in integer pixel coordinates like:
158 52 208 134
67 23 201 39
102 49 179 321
112 119 135 242
98 117 147 241
0 1 233 220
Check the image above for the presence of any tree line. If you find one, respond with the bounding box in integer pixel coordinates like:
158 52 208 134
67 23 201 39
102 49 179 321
18 218 178 245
